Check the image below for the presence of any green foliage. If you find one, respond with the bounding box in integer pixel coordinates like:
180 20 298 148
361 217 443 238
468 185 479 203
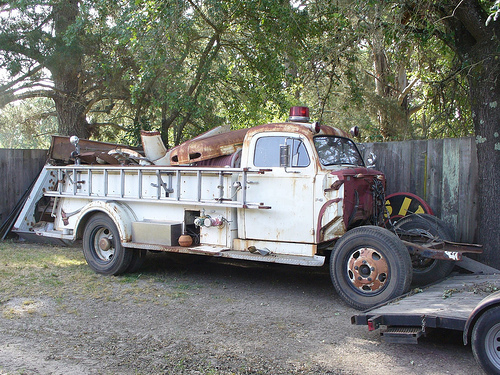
0 97 57 148
0 0 487 146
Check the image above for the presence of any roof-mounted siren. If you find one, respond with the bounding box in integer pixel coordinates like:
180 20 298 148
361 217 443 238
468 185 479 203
288 106 320 133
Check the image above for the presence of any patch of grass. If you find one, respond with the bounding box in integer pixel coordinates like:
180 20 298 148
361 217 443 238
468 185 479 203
166 291 189 299
118 274 143 283
2 307 18 319
0 241 206 308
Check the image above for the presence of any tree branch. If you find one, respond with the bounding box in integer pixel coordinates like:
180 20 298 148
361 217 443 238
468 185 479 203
186 0 220 33
0 65 43 93
89 122 127 132
0 89 55 108
398 78 420 106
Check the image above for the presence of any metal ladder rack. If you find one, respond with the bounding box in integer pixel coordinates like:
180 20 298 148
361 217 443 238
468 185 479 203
43 165 270 209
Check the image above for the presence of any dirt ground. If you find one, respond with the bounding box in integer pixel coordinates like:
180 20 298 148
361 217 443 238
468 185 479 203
0 242 485 375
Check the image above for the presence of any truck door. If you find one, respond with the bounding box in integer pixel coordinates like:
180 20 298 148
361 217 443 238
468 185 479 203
239 133 316 245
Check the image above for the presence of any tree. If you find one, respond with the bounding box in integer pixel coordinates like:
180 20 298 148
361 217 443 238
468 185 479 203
115 0 316 146
0 0 137 140
0 97 57 148
399 0 500 267
0 0 88 137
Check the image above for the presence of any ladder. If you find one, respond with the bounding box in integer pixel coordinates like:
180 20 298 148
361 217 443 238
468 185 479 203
43 165 271 209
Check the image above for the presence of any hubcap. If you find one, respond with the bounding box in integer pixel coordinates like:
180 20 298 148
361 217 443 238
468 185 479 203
93 227 115 261
485 322 500 369
99 237 111 251
347 247 389 293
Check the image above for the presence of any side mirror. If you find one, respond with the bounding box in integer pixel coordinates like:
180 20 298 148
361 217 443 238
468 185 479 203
350 126 361 138
280 144 290 168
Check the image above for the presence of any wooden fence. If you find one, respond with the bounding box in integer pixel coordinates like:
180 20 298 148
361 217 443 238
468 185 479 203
0 137 478 242
361 137 478 242
0 149 47 231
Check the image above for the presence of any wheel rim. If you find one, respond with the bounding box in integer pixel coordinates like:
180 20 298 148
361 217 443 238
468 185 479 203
92 226 116 262
485 321 500 369
406 228 438 273
346 247 389 294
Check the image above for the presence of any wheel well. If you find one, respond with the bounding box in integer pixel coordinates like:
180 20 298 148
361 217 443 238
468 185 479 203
465 301 500 345
75 210 105 240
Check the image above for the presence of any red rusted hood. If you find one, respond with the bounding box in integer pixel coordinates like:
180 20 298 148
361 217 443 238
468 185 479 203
331 167 386 230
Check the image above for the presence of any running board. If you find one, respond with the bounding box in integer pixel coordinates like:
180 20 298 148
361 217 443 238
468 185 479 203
220 251 325 266
123 242 325 267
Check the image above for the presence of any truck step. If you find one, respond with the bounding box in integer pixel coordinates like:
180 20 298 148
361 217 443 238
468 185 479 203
381 326 424 344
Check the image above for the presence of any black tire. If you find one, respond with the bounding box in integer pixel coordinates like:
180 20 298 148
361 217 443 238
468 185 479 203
330 226 412 310
82 213 132 275
126 249 147 273
394 214 455 286
471 306 500 374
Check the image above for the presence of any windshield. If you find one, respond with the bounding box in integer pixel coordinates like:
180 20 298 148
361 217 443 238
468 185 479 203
313 136 364 167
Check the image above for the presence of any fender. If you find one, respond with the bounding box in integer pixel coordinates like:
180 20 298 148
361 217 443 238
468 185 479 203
463 290 500 345
73 200 137 243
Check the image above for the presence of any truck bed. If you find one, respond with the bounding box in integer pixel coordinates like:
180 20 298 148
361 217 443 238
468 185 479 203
352 273 500 336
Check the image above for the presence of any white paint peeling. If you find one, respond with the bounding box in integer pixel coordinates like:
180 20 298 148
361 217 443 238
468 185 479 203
476 135 487 144
444 251 460 261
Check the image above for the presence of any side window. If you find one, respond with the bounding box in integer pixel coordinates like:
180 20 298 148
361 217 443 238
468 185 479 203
254 136 310 167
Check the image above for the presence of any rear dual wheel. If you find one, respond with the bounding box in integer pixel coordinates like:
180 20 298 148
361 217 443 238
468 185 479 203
83 213 133 275
330 226 412 310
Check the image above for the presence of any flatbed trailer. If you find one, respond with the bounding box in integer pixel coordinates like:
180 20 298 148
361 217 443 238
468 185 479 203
352 263 500 374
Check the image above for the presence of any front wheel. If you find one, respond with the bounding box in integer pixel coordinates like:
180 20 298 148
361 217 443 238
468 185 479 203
330 226 412 310
472 306 500 374
83 213 132 275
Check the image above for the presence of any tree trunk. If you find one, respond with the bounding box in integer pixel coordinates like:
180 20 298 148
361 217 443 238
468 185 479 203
468 58 500 268
53 93 88 138
371 23 393 140
442 0 500 268
50 0 89 138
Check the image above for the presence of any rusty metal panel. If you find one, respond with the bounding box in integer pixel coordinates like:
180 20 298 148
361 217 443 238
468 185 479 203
49 136 141 164
169 128 248 165
168 122 348 165
244 122 349 141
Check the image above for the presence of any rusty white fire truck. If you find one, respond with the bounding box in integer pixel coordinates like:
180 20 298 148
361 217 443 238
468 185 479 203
12 106 482 311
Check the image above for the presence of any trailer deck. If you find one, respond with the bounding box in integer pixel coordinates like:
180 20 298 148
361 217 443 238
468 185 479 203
352 272 500 343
